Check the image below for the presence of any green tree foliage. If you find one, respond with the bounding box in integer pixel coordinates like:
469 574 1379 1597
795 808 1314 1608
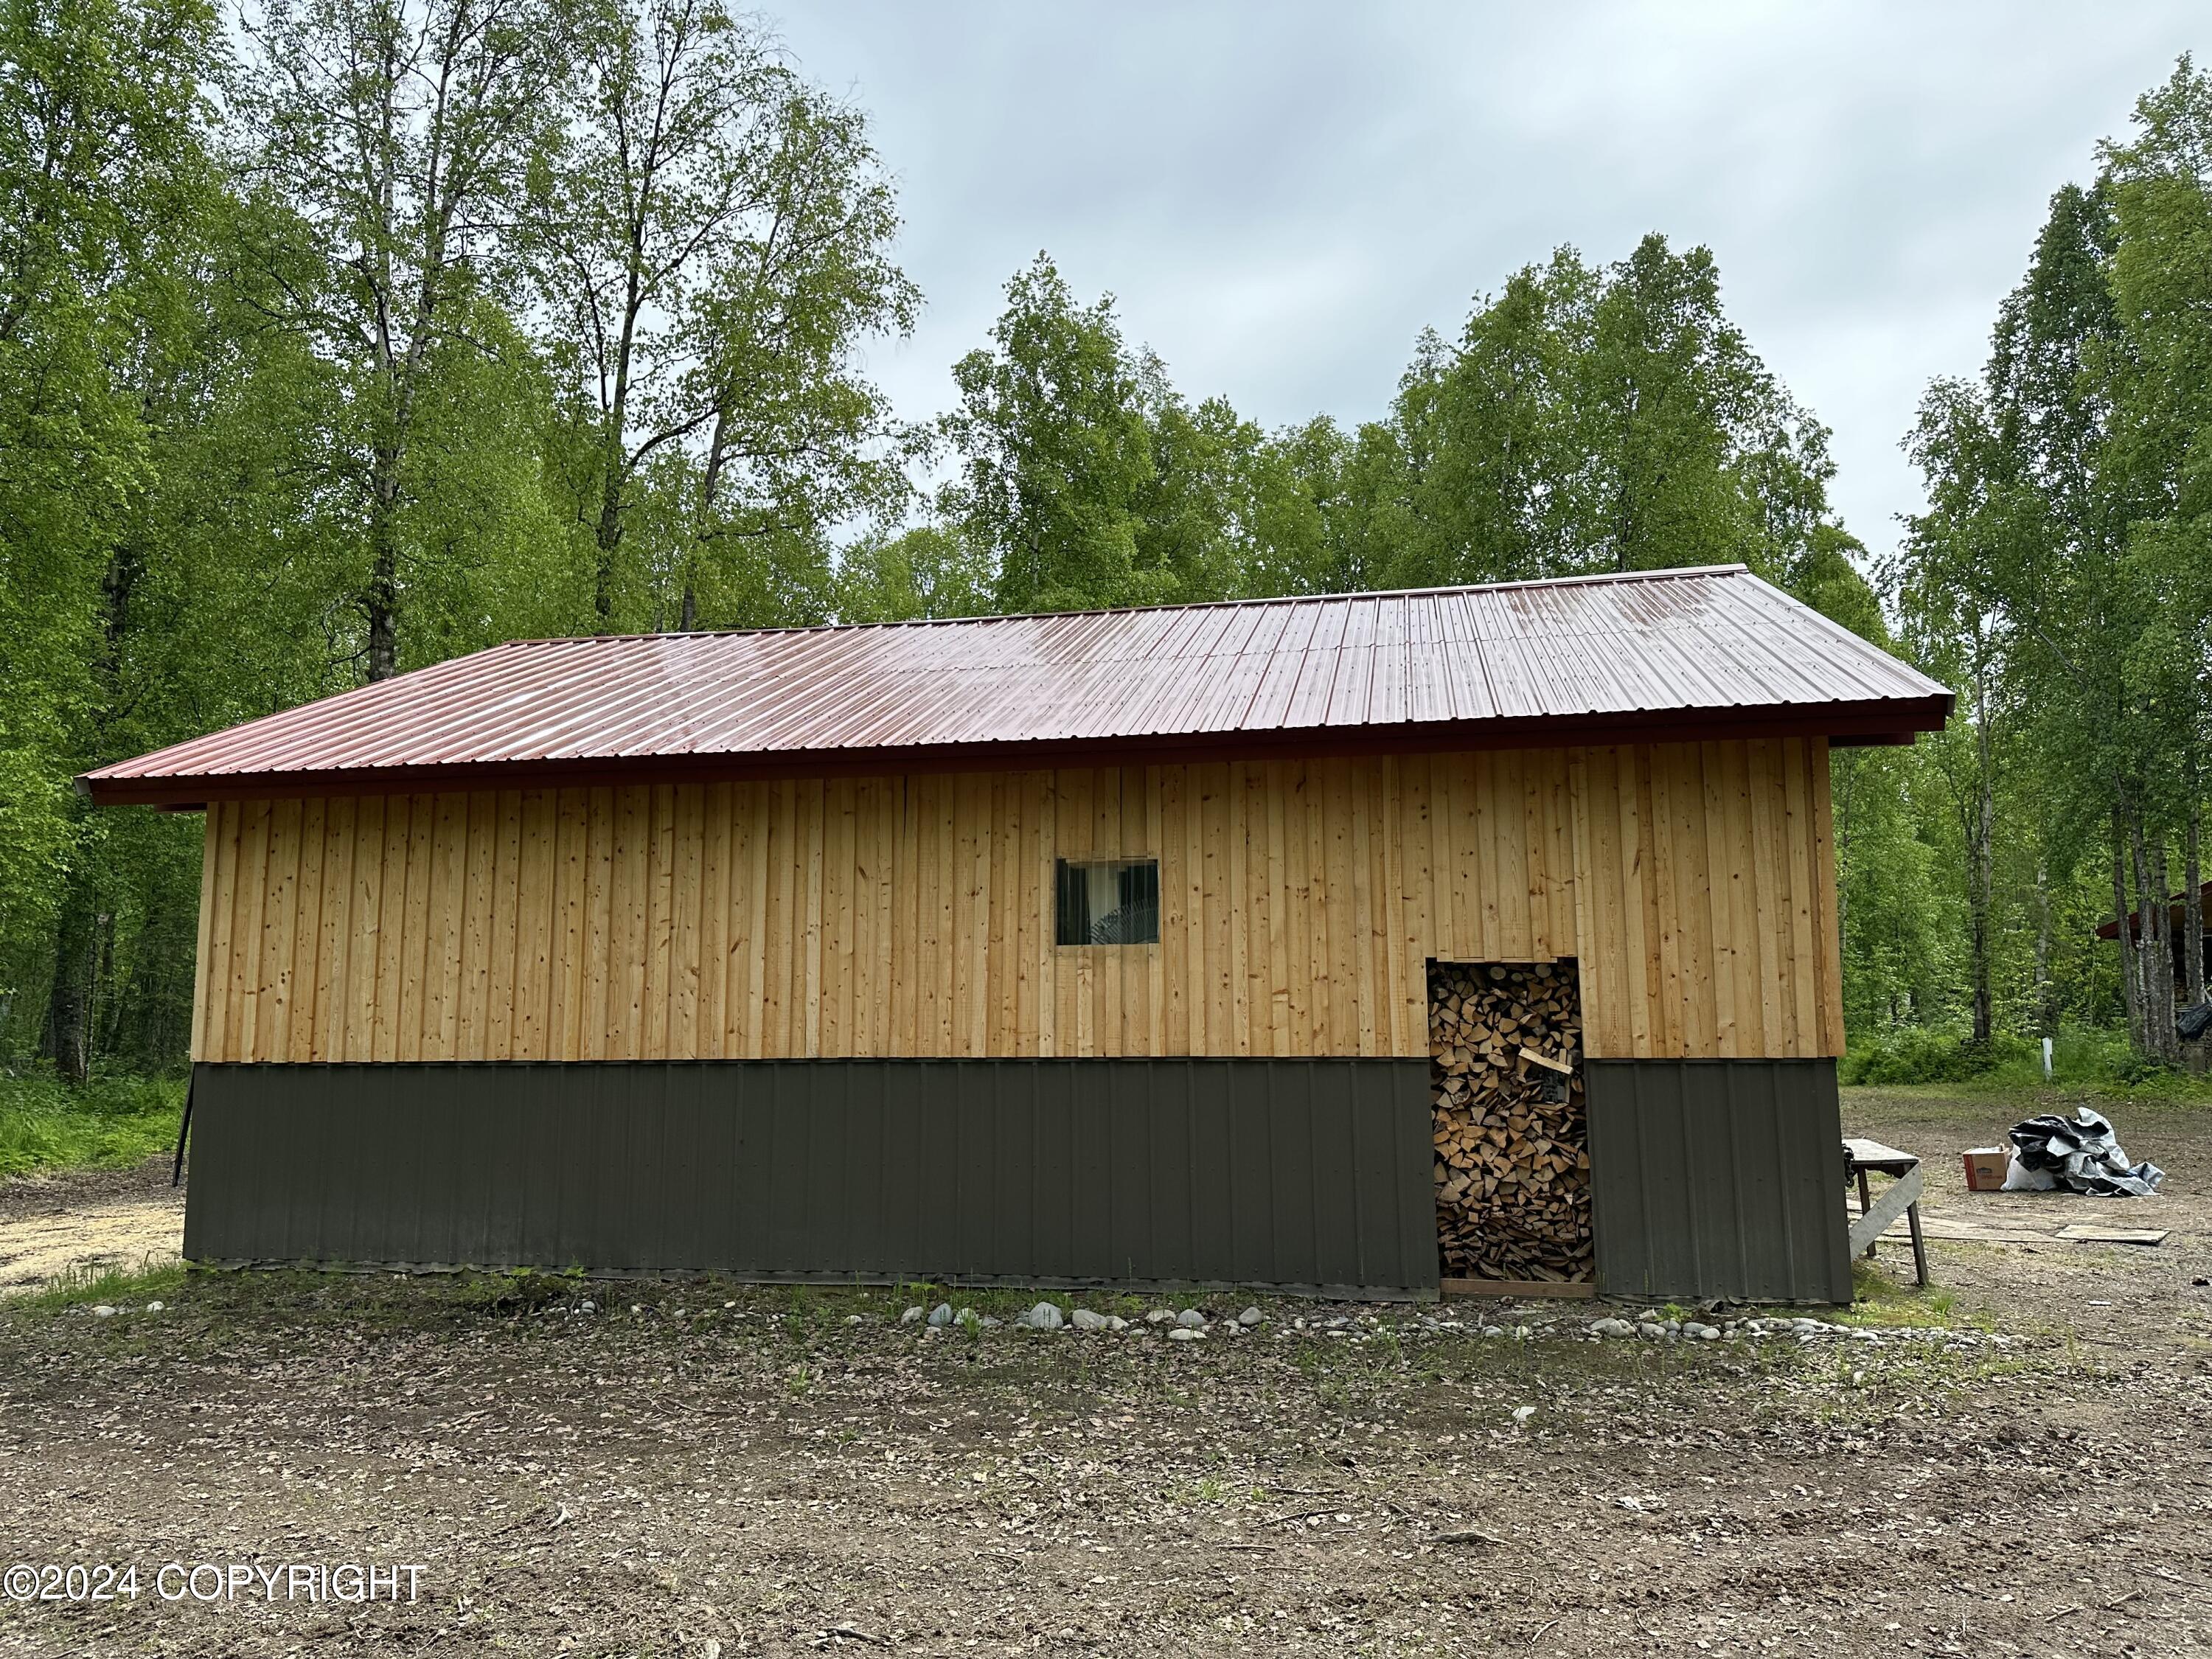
1890 58 2212 1064
830 524 995 625
1356 236 1838 589
1830 745 1954 1031
2101 66 2212 1019
941 256 1164 614
0 0 223 1069
520 0 918 632
935 257 1388 613
236 0 578 680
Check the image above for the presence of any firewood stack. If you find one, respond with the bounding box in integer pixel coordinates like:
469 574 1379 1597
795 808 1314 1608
1430 961 1593 1283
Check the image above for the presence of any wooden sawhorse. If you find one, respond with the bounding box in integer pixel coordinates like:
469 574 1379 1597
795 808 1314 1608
1845 1137 1929 1287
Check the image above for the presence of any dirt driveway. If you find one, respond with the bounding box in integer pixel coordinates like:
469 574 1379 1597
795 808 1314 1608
0 1086 2208 1658
0 1155 181 1296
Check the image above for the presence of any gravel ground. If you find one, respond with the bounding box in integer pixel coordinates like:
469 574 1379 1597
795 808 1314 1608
0 1158 182 1295
0 1086 2208 1658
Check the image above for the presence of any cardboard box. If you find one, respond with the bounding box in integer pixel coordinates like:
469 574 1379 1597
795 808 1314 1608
1962 1147 2008 1192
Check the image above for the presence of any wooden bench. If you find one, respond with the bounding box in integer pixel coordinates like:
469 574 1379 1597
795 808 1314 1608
1845 1137 1929 1287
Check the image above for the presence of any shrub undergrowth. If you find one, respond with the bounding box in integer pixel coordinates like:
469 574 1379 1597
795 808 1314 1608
0 1072 184 1178
1840 1025 2212 1099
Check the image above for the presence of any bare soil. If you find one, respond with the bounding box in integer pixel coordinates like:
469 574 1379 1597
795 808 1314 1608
0 1155 182 1295
0 1087 2208 1658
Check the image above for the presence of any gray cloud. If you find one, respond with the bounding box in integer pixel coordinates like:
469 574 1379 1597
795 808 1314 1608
773 1 2205 560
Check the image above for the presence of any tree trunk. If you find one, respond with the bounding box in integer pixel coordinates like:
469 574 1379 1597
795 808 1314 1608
2149 835 2177 1062
593 456 623 625
593 260 646 627
366 445 403 681
2032 854 2054 1034
1966 681 1995 1047
2114 814 2143 1054
1970 769 1994 1046
44 879 100 1087
2186 797 2205 1011
1831 751 1858 959
2130 816 2177 1064
680 408 731 636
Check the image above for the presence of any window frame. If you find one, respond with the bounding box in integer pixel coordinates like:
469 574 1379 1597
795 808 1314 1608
1053 857 1161 947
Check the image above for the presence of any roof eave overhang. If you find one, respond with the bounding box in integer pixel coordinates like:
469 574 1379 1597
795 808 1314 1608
77 694 1957 810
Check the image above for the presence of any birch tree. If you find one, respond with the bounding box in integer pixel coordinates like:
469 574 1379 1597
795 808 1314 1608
521 0 916 630
237 0 574 678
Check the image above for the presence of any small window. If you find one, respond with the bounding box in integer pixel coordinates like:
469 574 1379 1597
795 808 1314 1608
1055 859 1160 945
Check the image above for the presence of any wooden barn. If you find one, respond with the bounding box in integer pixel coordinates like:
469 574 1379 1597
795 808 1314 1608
82 565 1951 1302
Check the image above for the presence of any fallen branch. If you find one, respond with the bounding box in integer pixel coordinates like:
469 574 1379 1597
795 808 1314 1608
1264 1506 1345 1526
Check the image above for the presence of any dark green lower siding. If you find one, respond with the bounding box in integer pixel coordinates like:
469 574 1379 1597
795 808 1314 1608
184 1058 1439 1298
1585 1058 1851 1304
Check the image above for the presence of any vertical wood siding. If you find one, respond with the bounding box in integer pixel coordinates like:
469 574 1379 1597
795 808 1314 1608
191 739 1845 1063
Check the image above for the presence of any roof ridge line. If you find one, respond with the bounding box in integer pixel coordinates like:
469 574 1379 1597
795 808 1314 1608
493 565 1757 650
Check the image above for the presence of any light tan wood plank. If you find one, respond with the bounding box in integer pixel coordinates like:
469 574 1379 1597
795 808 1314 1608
189 810 220 1062
349 796 389 1064
512 791 556 1060
453 791 496 1060
1745 742 1790 1056
1809 740 1846 1055
668 784 703 1060
257 799 302 1061
283 799 322 1062
734 780 772 1060
1781 738 1823 1054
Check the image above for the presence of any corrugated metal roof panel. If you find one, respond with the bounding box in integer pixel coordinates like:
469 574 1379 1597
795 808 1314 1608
81 565 1954 804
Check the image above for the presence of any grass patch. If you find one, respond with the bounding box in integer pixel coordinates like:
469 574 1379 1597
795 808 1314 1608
0 1071 183 1178
1837 1259 1985 1330
1840 1025 2212 1102
1786 1335 2073 1428
1164 1475 1262 1507
27 1259 189 1311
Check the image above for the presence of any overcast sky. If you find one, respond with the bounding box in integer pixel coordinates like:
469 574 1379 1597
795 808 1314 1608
772 3 2207 566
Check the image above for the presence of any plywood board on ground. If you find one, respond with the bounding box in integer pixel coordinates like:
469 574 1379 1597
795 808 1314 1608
2053 1223 2169 1246
1860 1212 2168 1248
1439 1278 1597 1299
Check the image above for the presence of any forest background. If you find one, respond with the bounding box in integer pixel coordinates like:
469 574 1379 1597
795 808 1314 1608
5 0 2211 1091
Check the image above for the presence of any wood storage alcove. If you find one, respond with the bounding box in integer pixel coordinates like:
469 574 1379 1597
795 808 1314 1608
1429 960 1594 1295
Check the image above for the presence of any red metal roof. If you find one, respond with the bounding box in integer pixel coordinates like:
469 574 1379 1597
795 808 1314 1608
80 565 1954 806
2095 881 2212 940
